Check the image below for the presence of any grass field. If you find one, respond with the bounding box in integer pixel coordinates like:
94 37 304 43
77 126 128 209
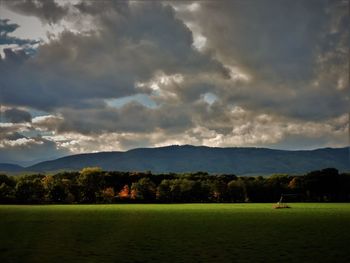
1 203 350 263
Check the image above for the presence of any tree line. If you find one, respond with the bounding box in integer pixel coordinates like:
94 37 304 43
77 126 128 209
0 167 349 204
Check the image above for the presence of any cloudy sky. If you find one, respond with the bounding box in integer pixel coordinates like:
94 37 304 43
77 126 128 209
0 0 348 165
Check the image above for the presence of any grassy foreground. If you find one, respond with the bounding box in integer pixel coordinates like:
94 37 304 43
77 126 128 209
1 204 350 263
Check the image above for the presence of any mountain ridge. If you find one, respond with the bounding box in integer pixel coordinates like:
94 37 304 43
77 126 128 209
1 145 349 175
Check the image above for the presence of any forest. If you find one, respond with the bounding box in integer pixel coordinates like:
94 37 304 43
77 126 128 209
0 167 350 204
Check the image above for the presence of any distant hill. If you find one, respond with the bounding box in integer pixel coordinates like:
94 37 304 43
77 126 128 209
1 145 349 175
0 163 23 173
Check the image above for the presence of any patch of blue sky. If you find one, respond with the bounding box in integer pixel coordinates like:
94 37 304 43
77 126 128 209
106 93 158 109
29 109 50 118
203 92 218 105
21 130 53 138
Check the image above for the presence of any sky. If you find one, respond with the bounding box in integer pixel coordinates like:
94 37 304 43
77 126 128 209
0 0 349 166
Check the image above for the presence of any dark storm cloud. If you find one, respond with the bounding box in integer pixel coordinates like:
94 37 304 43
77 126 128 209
74 0 129 15
2 108 32 123
174 0 349 121
0 126 27 141
180 0 327 80
0 1 226 111
3 0 69 24
57 102 192 134
0 0 348 163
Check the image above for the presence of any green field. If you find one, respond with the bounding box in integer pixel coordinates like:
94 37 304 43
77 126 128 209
1 204 350 263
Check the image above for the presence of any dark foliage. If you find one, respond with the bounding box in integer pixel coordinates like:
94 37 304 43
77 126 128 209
0 168 349 204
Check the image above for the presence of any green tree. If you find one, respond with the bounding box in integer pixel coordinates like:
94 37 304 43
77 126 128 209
15 175 46 203
77 167 103 203
227 179 246 202
209 179 228 202
157 179 172 202
0 174 16 203
101 187 115 203
131 178 156 201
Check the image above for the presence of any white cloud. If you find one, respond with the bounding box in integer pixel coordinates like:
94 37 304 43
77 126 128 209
0 137 37 147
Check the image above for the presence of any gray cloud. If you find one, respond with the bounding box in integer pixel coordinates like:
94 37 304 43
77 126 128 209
57 102 192 134
176 0 327 80
173 0 349 121
31 114 63 131
2 107 32 123
0 0 348 164
0 115 69 165
3 0 69 24
0 2 226 111
0 135 69 166
74 0 128 15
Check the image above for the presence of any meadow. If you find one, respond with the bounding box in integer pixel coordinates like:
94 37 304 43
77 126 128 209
1 203 350 263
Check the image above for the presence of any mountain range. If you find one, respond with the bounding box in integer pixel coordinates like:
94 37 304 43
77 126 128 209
1 145 349 175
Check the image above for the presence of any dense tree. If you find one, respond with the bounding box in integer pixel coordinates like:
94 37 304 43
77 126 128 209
227 179 246 202
209 179 228 202
15 175 46 203
0 174 16 203
42 176 68 203
77 167 104 203
157 179 172 202
1 168 349 204
0 174 16 187
101 187 115 203
131 177 156 201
